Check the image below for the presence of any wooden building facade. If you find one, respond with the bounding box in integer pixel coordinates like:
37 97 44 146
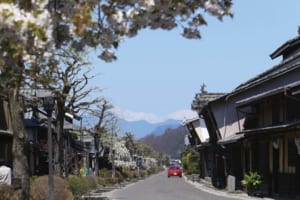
191 34 300 197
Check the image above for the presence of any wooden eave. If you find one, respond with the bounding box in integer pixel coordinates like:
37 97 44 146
0 130 13 137
238 120 300 137
270 35 300 59
235 80 300 108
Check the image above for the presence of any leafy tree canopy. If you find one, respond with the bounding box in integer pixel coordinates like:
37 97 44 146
0 0 233 72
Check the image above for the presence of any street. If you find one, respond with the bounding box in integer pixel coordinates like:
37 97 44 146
102 171 235 200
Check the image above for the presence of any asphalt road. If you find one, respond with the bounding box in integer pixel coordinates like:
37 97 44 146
103 171 235 200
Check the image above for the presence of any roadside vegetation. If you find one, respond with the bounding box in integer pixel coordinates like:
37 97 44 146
30 167 162 199
0 160 163 199
0 137 164 199
181 145 200 174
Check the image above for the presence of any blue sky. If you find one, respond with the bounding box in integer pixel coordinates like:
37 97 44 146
89 1 300 123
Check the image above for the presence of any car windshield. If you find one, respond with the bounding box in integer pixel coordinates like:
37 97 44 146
169 166 180 170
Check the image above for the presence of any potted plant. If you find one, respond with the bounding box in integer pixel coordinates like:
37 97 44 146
241 171 262 196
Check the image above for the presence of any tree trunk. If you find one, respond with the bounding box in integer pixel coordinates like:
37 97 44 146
8 88 29 200
54 100 65 176
94 135 99 176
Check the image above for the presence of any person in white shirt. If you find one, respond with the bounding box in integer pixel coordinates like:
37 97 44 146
0 157 12 185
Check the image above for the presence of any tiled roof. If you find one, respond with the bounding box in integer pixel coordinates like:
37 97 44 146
192 92 225 113
233 55 300 95
233 36 300 94
192 35 300 109
270 35 300 59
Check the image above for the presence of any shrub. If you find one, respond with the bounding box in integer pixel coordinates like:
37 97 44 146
104 177 117 185
181 152 200 174
85 175 98 190
66 175 90 197
99 168 109 177
122 168 142 179
30 175 73 200
139 170 148 177
241 171 262 195
98 169 125 185
133 170 140 178
181 155 188 171
187 161 199 174
99 168 118 176
147 167 159 175
30 176 38 185
121 168 134 180
0 185 19 200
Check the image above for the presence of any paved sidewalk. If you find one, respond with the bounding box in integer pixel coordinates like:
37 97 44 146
183 175 286 200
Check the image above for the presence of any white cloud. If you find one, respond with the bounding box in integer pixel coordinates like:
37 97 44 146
111 106 163 123
167 110 198 121
111 106 198 123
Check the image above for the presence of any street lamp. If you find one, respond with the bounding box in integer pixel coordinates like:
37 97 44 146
43 96 55 200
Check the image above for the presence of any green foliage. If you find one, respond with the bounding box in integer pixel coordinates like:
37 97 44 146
67 175 99 197
139 170 148 178
121 167 162 180
187 160 199 174
162 155 170 166
66 175 90 197
123 132 137 157
105 177 116 185
136 142 157 158
147 167 162 175
121 168 138 180
97 177 107 186
181 154 188 171
99 168 109 177
85 175 98 191
98 168 124 185
241 171 262 194
181 146 200 174
30 167 161 199
29 176 38 185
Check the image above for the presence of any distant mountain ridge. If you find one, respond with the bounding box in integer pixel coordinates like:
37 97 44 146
118 119 181 138
140 126 188 158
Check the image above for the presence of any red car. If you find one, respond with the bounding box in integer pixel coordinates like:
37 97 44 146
167 165 182 178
